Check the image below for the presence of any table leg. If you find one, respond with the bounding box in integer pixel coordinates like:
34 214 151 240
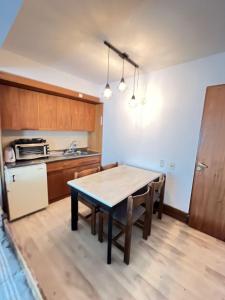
107 212 113 264
71 189 78 230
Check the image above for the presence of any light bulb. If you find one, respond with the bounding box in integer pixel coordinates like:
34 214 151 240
103 83 112 99
129 94 137 107
118 78 127 92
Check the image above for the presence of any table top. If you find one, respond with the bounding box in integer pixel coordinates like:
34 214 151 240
67 165 161 208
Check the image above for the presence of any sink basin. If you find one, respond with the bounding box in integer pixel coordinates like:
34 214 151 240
49 149 97 158
63 150 92 156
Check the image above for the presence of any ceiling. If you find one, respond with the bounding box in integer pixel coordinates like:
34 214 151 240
3 0 225 84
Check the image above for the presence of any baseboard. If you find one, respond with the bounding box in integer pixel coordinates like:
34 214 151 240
163 204 188 223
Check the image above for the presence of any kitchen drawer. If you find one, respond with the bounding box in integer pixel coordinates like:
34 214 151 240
63 155 101 169
47 160 64 172
47 155 101 173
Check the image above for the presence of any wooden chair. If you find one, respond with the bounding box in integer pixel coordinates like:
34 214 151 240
98 186 151 265
151 174 166 220
135 174 166 236
74 166 100 235
100 162 118 171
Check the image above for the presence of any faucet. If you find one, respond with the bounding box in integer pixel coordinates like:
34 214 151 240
69 140 77 151
64 140 77 154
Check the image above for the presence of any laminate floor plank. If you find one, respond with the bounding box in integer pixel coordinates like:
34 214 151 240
6 198 225 300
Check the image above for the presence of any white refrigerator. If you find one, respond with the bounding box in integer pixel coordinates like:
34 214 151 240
5 163 48 221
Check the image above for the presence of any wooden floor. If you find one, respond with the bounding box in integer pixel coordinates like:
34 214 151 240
6 197 225 300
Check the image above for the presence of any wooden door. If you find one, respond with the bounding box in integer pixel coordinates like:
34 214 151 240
189 85 225 241
38 93 57 130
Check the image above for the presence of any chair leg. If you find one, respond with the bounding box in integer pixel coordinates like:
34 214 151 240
98 211 104 242
143 213 149 240
124 224 132 265
148 197 154 236
91 207 96 235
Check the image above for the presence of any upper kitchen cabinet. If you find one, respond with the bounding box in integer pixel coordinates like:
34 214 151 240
0 85 39 130
84 102 96 131
56 97 72 130
0 73 100 135
70 100 95 131
38 93 57 130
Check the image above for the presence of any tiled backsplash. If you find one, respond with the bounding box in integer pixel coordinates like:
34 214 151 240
2 130 88 150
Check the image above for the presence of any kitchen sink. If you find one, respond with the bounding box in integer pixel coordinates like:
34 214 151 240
49 149 96 157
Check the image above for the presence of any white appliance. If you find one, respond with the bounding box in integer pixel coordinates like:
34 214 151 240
5 163 48 221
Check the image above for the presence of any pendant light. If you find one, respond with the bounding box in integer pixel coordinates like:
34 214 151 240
118 58 127 92
129 67 137 107
103 46 112 99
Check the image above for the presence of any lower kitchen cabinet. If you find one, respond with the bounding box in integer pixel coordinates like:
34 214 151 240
47 155 101 203
47 170 66 203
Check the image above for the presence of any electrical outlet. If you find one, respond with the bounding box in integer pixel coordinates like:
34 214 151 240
169 162 176 170
160 160 165 168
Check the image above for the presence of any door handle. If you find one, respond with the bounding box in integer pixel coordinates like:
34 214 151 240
196 162 208 172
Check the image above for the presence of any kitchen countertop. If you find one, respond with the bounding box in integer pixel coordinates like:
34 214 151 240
5 151 101 169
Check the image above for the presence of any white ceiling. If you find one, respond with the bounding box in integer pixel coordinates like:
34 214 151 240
3 0 225 84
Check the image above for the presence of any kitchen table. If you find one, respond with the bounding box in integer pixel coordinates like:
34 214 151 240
67 165 163 264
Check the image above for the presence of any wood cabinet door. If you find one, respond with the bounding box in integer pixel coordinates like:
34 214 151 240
56 97 72 130
47 170 66 203
1 85 20 129
38 93 57 130
1 85 39 130
63 167 77 195
84 103 95 131
19 88 39 130
70 101 95 131
70 100 85 131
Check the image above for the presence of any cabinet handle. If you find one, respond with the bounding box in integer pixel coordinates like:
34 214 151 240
12 175 16 182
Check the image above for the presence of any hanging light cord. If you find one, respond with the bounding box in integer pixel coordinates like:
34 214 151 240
133 67 136 95
122 58 125 78
106 46 110 84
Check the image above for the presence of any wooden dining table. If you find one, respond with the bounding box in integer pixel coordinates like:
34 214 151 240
67 164 163 264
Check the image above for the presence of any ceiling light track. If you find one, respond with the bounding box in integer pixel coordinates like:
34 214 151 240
104 41 139 69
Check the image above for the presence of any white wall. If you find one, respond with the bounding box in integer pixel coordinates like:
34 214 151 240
2 130 88 150
0 48 99 96
102 51 225 212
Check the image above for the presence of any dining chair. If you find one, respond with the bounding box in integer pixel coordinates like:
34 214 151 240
100 162 118 171
135 174 166 236
74 166 100 235
151 174 166 220
98 186 151 265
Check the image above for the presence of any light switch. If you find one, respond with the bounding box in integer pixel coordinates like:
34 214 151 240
169 162 176 170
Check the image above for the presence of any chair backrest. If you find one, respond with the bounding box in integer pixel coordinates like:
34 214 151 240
149 174 165 196
74 166 100 179
127 186 151 224
101 162 118 171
